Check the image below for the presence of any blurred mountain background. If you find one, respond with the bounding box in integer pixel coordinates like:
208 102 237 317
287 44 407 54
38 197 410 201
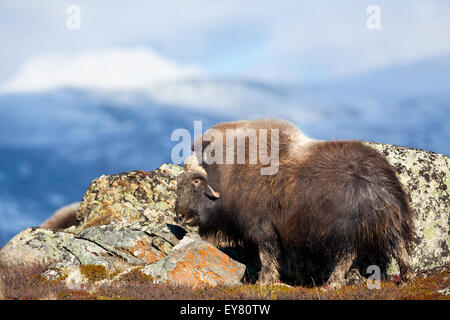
0 1 449 245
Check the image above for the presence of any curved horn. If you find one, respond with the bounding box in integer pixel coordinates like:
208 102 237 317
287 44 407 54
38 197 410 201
207 184 220 199
184 154 207 176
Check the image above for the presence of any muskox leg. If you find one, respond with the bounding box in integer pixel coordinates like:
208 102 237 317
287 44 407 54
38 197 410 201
394 242 413 285
322 251 356 290
251 222 282 285
257 242 281 284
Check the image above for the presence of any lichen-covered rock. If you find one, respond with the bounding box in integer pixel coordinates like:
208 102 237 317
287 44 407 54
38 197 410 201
0 162 246 289
367 143 449 275
0 228 77 268
76 222 186 265
141 234 246 287
0 221 186 273
75 164 184 231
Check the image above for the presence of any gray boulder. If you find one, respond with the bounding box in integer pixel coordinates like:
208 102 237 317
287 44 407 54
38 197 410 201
367 143 449 274
141 234 246 287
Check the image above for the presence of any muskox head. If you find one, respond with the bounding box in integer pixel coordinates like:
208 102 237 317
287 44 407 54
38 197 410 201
175 169 222 228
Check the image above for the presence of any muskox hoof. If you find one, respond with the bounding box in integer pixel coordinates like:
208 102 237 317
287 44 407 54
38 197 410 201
403 269 414 282
272 282 293 288
256 277 277 286
256 270 280 285
397 273 413 287
321 281 344 291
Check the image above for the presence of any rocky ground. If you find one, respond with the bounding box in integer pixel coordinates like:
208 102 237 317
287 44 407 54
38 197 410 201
0 143 449 300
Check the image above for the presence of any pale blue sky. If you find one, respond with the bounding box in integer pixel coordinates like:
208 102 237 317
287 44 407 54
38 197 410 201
1 0 450 87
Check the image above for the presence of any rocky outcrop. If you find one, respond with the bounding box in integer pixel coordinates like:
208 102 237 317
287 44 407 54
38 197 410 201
367 143 449 275
0 143 448 289
0 164 245 288
74 164 184 231
141 234 246 287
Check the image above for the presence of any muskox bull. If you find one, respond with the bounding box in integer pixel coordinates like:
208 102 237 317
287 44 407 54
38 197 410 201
175 119 414 289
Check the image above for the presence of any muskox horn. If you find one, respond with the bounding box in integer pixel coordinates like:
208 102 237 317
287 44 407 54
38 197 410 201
184 154 207 176
206 184 220 199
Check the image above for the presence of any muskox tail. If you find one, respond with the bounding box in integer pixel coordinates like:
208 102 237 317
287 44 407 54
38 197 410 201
297 141 414 263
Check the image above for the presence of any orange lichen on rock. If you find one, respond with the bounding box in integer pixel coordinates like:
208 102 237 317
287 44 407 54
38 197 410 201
162 239 246 287
130 239 166 264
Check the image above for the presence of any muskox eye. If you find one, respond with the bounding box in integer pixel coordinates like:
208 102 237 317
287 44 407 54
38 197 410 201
192 178 201 187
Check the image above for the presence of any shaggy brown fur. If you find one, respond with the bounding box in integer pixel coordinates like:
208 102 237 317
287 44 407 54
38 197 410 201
40 202 80 230
177 122 414 288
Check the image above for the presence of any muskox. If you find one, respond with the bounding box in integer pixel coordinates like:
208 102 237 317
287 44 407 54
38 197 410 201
40 202 80 230
175 119 414 289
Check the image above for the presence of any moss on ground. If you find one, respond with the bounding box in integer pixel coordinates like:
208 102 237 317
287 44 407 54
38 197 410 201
79 264 108 283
